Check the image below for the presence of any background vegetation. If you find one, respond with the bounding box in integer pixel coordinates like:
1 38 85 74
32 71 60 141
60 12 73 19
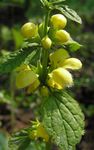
0 0 94 149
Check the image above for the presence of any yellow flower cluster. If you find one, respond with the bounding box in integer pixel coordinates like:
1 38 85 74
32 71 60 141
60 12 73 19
47 48 82 90
15 14 82 93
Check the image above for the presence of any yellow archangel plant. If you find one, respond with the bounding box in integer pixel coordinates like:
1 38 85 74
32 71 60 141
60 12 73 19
7 1 85 149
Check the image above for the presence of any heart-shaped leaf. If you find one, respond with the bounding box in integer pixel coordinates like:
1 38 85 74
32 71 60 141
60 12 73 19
42 91 84 150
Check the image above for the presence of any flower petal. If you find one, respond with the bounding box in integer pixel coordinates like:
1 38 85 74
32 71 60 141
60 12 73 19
47 68 73 89
15 64 31 72
61 58 82 70
50 49 69 68
16 70 38 89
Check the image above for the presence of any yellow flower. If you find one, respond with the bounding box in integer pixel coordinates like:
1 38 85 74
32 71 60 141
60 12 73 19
60 58 82 70
41 36 52 49
21 22 38 38
15 64 40 90
15 64 30 72
48 50 82 90
49 48 70 68
30 119 49 142
49 49 82 70
50 14 67 29
55 30 70 43
47 68 73 90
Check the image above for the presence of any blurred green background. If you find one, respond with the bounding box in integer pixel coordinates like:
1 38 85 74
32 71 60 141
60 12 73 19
0 0 94 149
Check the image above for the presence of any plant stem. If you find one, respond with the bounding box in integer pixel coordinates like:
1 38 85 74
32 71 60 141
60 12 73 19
44 10 50 36
10 72 16 128
41 9 50 83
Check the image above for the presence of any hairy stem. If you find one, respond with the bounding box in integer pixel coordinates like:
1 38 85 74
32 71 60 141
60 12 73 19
41 10 50 83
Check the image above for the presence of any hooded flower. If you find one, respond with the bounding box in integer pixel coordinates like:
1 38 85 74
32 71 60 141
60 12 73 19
49 48 69 68
48 49 82 90
15 64 40 92
47 68 73 90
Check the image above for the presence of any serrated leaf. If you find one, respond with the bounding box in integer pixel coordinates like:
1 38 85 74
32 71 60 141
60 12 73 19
56 5 82 24
42 91 84 150
66 41 82 52
25 48 41 66
9 128 30 150
0 43 39 74
18 139 31 150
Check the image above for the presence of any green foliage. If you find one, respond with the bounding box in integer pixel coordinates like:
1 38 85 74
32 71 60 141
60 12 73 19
9 126 46 150
65 41 82 52
42 91 84 150
0 0 85 149
0 132 9 150
40 0 82 24
9 127 32 150
51 0 65 4
0 43 39 74
55 5 82 24
12 29 24 49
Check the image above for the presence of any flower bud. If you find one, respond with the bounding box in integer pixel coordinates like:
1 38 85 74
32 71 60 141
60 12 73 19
41 36 52 49
21 22 38 38
49 49 69 68
40 86 49 97
50 14 67 29
47 68 73 89
55 30 70 43
61 58 82 70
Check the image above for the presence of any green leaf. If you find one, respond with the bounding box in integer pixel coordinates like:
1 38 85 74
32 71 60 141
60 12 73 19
9 127 46 150
42 91 84 150
12 28 24 49
65 40 82 52
51 0 65 4
56 5 82 24
0 43 39 74
18 139 31 150
0 131 9 150
9 128 30 150
25 48 41 66
40 0 53 10
40 0 49 7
